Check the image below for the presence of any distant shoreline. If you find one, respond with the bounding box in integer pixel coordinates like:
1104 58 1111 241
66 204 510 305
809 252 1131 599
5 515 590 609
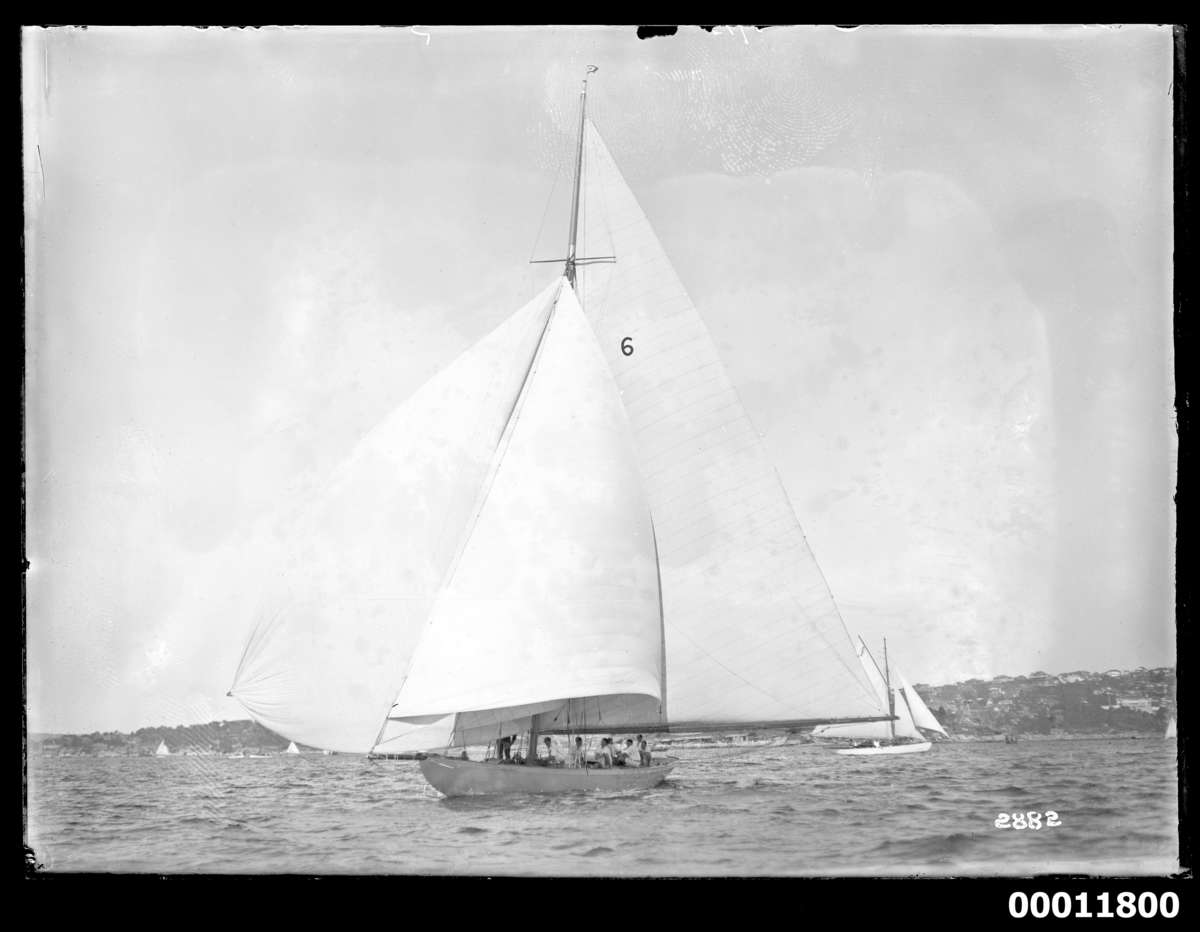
947 731 1170 743
29 664 1175 753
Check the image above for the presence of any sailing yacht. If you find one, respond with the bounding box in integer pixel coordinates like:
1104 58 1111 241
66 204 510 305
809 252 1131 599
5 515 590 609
812 637 947 756
154 740 170 757
1165 716 1177 739
228 68 890 796
285 741 300 755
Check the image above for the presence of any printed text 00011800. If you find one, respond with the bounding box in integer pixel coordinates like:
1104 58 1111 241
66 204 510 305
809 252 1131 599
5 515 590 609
1008 892 1179 919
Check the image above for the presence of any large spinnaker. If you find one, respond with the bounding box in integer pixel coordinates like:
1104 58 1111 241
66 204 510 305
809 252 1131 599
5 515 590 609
385 284 665 742
229 280 563 753
575 120 883 726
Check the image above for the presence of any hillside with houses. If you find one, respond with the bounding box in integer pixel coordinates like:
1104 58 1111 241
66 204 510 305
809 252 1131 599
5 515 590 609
912 666 1175 738
29 666 1176 755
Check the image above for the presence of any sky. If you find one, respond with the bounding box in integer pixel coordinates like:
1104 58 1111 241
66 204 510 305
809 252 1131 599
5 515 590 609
23 25 1176 735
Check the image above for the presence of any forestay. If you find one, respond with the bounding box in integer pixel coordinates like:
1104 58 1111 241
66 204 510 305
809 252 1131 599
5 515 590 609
573 120 881 727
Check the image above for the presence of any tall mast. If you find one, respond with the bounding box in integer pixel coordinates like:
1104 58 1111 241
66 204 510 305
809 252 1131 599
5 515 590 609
883 638 895 740
564 65 597 289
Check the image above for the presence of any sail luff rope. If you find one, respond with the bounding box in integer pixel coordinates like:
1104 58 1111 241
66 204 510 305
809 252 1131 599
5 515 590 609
528 170 561 266
651 518 668 721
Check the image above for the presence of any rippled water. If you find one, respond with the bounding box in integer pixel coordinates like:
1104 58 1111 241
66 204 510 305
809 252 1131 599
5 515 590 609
26 738 1179 875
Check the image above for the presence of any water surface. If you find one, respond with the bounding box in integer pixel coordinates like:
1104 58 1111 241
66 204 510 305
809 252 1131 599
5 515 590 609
26 738 1179 875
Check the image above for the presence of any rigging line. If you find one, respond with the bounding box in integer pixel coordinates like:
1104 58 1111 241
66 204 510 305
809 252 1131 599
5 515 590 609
659 613 796 712
768 460 880 701
229 606 285 694
528 168 562 265
369 281 566 749
858 637 890 693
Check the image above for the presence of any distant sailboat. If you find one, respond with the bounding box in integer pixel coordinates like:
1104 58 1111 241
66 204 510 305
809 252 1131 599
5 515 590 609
155 740 170 757
813 638 944 755
228 67 888 796
285 741 300 755
1165 716 1177 739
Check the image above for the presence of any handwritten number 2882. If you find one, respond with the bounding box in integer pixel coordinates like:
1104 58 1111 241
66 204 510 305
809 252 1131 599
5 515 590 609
995 811 1061 830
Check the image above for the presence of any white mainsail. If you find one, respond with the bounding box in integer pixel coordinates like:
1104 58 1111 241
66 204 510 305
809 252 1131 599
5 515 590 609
572 120 881 727
1165 716 1177 739
285 741 300 755
155 740 170 756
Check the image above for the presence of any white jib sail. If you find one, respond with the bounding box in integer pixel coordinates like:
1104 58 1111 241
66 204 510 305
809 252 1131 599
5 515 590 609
575 120 882 726
229 280 564 753
896 669 948 736
385 283 664 743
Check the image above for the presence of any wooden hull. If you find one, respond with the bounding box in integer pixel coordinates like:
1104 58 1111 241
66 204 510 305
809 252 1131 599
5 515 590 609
418 756 677 797
835 741 932 756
